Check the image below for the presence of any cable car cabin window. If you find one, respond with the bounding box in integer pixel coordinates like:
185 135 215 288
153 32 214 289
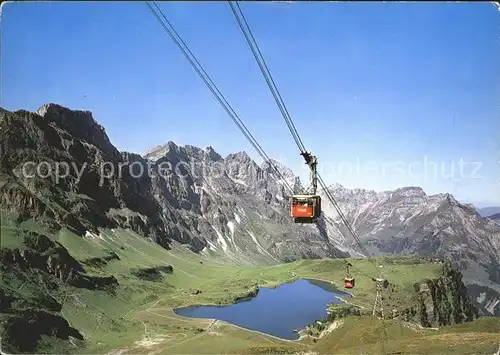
291 195 321 223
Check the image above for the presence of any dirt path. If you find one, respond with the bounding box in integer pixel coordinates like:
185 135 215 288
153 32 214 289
214 320 311 345
111 291 302 355
149 319 218 354
319 319 344 338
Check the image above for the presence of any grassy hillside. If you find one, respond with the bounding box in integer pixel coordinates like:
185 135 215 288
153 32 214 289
1 213 499 354
312 316 500 355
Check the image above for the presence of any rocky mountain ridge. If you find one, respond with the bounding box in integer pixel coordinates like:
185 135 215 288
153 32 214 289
317 183 500 316
319 184 500 260
0 104 346 265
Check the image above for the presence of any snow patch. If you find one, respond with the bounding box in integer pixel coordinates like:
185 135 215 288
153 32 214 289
444 226 455 234
205 240 220 251
237 206 246 216
212 226 228 252
227 221 235 236
229 176 248 186
247 230 279 262
248 230 267 254
234 213 241 224
226 220 243 253
85 230 105 241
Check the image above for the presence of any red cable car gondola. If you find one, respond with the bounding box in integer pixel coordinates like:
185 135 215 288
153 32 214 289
344 262 355 289
344 277 355 289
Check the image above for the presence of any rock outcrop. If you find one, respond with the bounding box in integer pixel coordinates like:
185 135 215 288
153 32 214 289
401 263 479 327
0 232 118 292
0 308 84 353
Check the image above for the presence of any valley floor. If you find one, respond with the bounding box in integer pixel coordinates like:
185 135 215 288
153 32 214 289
1 218 499 354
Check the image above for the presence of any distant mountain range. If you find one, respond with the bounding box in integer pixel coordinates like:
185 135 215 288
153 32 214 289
478 207 500 217
1 103 499 317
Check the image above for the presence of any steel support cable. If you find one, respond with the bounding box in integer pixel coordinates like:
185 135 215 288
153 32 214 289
231 16 383 342
317 175 374 261
230 1 379 269
146 1 295 195
150 1 378 281
228 1 306 153
149 5 388 339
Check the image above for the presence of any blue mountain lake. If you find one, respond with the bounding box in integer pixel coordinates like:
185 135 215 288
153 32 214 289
174 278 350 340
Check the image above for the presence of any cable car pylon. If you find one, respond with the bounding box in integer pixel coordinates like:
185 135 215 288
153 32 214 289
372 279 385 318
372 265 388 318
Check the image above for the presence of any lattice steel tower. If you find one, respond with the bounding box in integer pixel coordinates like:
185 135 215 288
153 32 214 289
372 278 387 318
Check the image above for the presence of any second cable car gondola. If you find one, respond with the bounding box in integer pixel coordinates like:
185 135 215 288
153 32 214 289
344 277 355 289
291 151 321 223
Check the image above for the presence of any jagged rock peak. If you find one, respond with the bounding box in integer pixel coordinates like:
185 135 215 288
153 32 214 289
144 141 179 161
225 151 251 161
145 142 224 162
261 158 303 191
262 159 290 172
394 186 426 196
34 103 117 158
37 103 104 132
325 184 426 198
121 151 144 162
321 184 470 208
144 144 167 156
328 182 345 189
444 192 458 204
386 187 462 207
182 144 205 158
203 146 222 161
464 203 476 210
165 141 179 151
325 183 351 192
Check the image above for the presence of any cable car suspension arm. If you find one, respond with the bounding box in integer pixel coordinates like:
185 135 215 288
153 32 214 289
300 151 318 195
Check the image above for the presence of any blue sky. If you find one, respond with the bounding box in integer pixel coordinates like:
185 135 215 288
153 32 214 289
2 2 499 206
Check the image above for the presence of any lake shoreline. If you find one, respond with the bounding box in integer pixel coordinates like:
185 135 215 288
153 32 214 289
173 277 349 312
173 278 350 342
172 278 300 311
